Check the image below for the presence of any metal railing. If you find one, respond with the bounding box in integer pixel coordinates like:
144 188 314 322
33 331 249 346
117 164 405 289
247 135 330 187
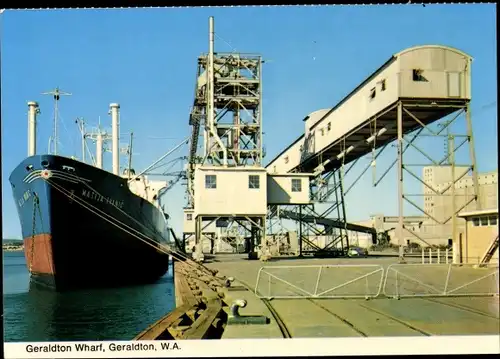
420 248 453 264
254 263 499 300
255 264 384 299
383 263 499 298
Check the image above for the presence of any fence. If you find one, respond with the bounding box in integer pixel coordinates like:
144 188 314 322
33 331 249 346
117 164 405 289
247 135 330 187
383 263 500 298
254 263 499 300
420 248 453 264
419 248 499 265
255 264 385 299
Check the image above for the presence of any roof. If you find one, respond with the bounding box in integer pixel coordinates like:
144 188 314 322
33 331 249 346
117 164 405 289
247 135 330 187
268 172 314 177
458 208 499 218
196 166 267 172
394 45 473 61
265 134 304 168
302 109 331 122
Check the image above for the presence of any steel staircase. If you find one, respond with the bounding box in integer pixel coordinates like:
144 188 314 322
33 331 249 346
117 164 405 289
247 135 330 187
480 234 499 265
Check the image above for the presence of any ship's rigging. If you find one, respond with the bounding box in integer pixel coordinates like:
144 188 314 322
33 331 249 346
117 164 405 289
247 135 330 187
42 87 72 156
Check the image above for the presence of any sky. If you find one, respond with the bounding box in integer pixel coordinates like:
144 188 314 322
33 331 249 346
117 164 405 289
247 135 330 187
1 5 497 239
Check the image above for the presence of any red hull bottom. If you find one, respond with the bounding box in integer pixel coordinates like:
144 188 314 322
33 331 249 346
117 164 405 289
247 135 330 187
23 234 169 292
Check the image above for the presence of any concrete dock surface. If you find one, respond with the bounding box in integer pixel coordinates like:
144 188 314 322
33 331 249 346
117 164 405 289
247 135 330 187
204 254 500 339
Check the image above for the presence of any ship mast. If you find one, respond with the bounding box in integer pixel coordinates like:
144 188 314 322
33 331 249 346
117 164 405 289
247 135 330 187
128 132 134 179
42 87 72 155
76 117 86 162
85 116 112 170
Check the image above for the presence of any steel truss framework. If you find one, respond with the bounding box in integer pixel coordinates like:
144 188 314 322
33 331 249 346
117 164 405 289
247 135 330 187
185 17 266 257
189 216 266 257
266 168 350 257
192 54 263 165
394 100 480 260
186 51 263 208
267 98 480 260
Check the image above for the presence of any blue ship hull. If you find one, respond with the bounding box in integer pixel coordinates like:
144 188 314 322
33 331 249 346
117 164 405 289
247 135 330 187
9 154 170 291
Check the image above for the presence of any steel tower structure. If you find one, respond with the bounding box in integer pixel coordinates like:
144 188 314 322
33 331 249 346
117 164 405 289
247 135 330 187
185 17 265 258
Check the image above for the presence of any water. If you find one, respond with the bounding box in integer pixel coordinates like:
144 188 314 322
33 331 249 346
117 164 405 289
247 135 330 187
3 251 175 342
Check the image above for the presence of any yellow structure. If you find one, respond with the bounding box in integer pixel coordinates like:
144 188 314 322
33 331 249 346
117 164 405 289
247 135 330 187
266 173 312 205
457 208 499 264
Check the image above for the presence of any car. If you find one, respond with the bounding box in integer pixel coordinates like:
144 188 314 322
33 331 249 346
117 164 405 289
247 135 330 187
347 246 369 257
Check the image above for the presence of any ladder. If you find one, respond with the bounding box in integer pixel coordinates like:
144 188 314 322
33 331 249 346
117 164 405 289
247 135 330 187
480 235 499 265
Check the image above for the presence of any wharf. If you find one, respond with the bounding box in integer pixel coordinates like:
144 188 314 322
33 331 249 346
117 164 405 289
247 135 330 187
136 254 499 340
135 260 226 340
203 254 499 339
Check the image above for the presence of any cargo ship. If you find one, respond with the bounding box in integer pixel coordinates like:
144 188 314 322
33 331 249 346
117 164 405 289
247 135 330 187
9 89 171 291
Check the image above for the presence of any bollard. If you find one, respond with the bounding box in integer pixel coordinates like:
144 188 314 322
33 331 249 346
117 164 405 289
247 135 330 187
224 277 235 288
445 248 449 264
230 299 247 316
437 248 441 264
227 299 269 325
429 248 432 264
422 249 425 264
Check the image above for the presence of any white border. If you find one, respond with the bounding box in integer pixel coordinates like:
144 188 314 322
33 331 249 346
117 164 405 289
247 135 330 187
4 337 500 358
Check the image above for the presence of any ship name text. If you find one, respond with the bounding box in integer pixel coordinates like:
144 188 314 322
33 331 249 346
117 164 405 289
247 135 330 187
61 165 76 172
81 189 124 209
18 190 32 208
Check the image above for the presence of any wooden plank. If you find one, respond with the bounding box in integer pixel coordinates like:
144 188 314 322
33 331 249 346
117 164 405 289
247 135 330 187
175 264 200 308
181 299 223 340
134 303 193 340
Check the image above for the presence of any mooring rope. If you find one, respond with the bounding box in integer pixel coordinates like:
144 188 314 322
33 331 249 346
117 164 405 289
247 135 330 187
44 177 223 279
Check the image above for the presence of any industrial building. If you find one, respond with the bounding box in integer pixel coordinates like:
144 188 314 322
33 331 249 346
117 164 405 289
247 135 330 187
188 165 498 253
350 215 427 249
421 168 498 245
457 208 499 264
262 44 483 260
182 17 316 260
181 17 491 262
347 169 499 249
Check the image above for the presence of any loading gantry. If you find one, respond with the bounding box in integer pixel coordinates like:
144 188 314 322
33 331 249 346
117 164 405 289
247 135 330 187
184 17 266 260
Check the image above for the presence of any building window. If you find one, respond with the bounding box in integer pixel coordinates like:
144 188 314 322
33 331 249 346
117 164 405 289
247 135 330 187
291 178 302 192
381 79 386 91
472 217 480 226
489 216 497 226
327 122 331 131
205 174 216 189
186 213 192 221
249 175 260 189
412 69 427 82
480 216 489 226
284 156 289 164
369 87 376 100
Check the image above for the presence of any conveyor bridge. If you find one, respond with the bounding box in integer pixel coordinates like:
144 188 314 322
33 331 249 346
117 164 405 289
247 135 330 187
266 45 472 176
265 45 479 258
278 209 377 245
